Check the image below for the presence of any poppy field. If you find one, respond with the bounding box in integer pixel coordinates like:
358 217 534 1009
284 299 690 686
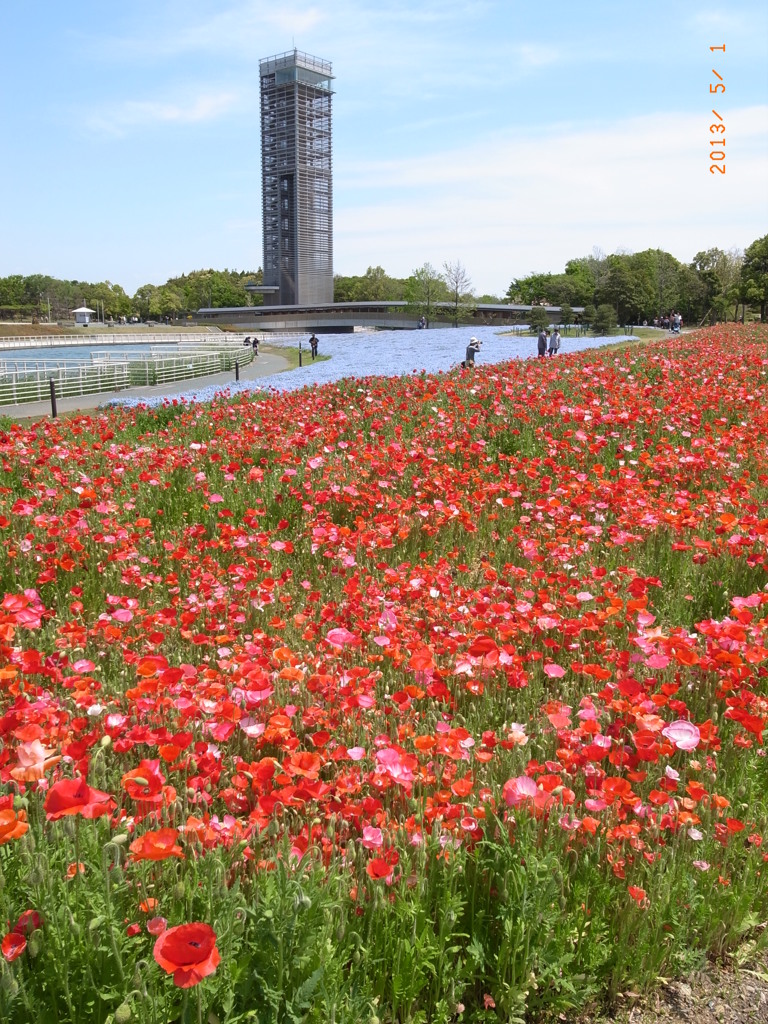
1 323 768 1024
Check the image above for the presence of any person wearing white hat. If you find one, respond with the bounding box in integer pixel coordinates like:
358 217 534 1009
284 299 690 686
463 337 481 368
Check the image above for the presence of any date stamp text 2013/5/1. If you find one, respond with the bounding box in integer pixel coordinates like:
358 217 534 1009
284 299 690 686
710 44 726 176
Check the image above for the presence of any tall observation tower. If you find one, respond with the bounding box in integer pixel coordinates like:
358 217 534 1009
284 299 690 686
257 49 334 306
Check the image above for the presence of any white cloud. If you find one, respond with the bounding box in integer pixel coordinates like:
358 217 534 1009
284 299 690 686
689 10 744 32
512 44 560 69
333 106 768 292
86 90 241 137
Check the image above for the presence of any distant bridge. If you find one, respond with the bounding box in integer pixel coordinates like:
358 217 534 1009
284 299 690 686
196 301 580 333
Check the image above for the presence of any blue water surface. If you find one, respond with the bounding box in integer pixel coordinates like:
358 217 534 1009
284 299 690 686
106 327 635 409
2 343 190 365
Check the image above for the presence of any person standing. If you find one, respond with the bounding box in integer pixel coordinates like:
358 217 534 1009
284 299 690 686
549 329 561 356
309 333 319 359
537 328 548 358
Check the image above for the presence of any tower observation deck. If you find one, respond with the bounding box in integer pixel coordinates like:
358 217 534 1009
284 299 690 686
258 50 334 306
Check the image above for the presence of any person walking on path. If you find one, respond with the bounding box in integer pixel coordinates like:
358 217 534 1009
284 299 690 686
549 329 561 356
537 329 548 358
309 333 319 359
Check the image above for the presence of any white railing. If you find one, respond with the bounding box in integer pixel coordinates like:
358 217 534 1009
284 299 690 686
0 345 254 407
0 332 254 351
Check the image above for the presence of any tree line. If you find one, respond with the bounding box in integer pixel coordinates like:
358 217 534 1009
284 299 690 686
505 236 768 327
1 234 765 325
0 269 264 323
334 236 768 329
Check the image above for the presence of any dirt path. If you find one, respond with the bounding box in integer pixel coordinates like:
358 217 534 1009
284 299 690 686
575 948 768 1023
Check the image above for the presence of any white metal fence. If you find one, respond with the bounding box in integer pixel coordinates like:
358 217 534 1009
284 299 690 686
0 343 255 407
0 332 250 351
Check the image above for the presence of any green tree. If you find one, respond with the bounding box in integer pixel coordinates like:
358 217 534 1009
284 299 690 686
742 234 768 321
596 256 651 324
593 303 616 335
506 272 554 305
691 248 743 323
133 284 157 320
581 304 596 328
528 305 549 333
334 267 405 303
563 259 597 306
559 303 574 329
404 263 447 327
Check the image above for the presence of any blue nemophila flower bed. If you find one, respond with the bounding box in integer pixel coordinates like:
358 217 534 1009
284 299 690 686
106 326 635 408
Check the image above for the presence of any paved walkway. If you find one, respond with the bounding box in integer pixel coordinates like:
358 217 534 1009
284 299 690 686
3 349 290 422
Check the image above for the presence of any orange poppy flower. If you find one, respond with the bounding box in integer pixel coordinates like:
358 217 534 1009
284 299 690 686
0 807 29 845
130 828 185 862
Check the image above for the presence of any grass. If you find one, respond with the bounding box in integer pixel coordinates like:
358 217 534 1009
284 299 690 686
260 343 331 371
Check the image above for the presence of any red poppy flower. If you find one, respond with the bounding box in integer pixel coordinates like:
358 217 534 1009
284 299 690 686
43 777 115 821
627 886 648 906
14 910 43 935
153 922 220 988
1 932 26 962
121 759 166 804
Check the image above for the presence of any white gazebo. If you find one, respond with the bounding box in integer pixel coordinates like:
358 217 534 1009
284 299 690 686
72 306 96 326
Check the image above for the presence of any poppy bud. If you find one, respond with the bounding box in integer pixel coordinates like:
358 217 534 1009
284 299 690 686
115 1002 132 1022
1 973 19 999
27 867 44 887
173 883 186 901
101 735 111 748
27 929 43 958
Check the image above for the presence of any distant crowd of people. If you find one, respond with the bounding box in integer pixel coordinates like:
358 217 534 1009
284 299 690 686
654 313 683 333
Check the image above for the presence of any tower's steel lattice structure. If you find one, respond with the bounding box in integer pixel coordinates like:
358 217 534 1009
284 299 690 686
259 50 334 306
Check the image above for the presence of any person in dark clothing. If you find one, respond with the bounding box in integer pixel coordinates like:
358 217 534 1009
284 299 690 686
537 329 548 358
309 334 319 359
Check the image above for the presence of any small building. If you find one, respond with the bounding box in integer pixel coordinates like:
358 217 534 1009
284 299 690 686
72 306 96 326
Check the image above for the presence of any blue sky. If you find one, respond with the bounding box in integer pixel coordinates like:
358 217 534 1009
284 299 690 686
1 1 766 297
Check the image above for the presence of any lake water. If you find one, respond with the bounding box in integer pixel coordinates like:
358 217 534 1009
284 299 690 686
1 343 188 366
106 326 635 409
